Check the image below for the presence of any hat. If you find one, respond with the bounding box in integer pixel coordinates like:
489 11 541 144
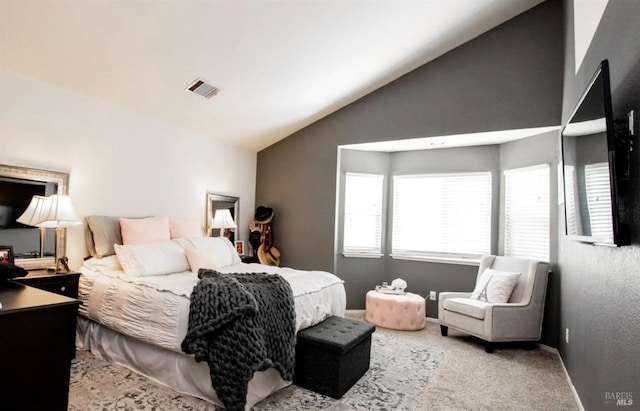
258 244 280 266
254 206 274 224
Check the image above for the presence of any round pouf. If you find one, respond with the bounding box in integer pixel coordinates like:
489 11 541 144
365 290 426 331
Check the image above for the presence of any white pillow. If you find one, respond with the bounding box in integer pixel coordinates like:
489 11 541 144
114 240 190 277
175 237 241 268
470 268 521 303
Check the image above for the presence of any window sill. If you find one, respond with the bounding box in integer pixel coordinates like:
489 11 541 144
390 254 481 266
342 252 383 259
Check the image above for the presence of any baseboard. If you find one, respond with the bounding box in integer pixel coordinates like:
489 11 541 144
345 309 365 315
537 343 585 411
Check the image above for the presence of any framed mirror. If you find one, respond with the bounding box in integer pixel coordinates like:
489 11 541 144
0 164 70 269
205 192 239 243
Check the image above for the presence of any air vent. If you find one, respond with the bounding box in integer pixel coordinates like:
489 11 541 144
185 78 220 99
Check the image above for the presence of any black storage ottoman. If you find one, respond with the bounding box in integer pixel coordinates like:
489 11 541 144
294 316 375 399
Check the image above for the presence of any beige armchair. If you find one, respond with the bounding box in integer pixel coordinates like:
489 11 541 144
438 255 549 353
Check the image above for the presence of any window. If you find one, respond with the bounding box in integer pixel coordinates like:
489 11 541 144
392 172 492 259
504 164 550 261
343 173 384 255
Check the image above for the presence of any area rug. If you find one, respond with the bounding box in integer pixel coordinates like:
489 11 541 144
69 330 442 411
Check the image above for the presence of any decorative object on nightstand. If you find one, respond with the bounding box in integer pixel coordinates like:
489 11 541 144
16 194 81 272
234 240 245 256
211 208 237 239
0 245 15 264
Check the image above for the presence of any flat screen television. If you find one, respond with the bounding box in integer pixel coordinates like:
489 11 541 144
561 59 629 246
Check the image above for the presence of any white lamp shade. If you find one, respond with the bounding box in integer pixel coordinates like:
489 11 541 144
211 209 237 229
36 194 82 228
16 195 49 226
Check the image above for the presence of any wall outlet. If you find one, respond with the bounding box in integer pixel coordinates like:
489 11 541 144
429 291 437 301
565 328 570 344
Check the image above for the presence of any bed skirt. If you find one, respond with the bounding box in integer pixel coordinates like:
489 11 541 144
76 316 291 410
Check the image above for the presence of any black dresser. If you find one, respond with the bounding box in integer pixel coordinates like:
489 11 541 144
0 282 81 411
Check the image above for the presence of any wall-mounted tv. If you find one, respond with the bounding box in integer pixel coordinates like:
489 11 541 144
561 59 629 246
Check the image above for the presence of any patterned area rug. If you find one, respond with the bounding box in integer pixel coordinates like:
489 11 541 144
69 330 442 411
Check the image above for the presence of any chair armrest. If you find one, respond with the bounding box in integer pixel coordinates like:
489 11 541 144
439 292 472 300
486 302 544 341
438 292 472 322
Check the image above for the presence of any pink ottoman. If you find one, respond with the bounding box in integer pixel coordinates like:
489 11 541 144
365 290 426 331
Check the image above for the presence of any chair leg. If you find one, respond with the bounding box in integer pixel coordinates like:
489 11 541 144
485 342 494 353
440 325 448 336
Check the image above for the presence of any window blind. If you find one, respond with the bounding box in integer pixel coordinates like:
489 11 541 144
343 173 384 254
504 164 550 261
392 172 491 258
584 162 612 238
564 165 578 236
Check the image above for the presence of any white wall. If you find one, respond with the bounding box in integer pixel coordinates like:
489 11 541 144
0 69 257 269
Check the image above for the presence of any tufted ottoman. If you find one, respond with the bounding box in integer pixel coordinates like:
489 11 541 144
294 316 375 399
365 290 426 330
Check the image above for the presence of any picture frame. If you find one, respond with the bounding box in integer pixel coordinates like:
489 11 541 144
0 245 14 264
235 240 245 256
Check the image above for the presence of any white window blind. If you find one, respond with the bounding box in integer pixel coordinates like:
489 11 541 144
392 172 491 258
584 162 612 238
343 173 384 255
564 165 578 235
504 164 550 261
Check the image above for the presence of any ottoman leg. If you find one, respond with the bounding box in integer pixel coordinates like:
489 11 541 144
440 325 448 336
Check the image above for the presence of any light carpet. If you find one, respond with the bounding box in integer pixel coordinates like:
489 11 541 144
69 330 441 411
69 318 578 410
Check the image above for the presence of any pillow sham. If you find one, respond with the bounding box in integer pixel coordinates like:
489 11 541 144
120 216 171 245
185 248 222 273
85 215 123 258
175 237 241 268
114 240 189 277
169 219 203 239
470 268 521 303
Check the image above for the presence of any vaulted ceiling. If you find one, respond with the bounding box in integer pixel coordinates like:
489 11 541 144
0 0 544 151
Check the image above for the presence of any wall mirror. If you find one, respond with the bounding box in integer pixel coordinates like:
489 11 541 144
0 164 69 269
206 192 239 243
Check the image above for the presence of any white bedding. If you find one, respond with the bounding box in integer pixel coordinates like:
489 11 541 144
79 256 346 352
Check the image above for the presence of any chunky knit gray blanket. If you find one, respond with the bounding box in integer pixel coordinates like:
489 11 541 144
181 269 296 411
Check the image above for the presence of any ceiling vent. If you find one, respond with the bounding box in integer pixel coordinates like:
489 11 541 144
185 78 220 99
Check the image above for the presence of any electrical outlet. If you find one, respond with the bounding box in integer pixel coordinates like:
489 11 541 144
565 328 570 344
429 291 436 301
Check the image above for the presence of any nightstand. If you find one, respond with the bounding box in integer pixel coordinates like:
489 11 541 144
12 269 80 299
0 282 81 411
241 255 260 264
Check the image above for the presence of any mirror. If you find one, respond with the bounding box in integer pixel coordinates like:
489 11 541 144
0 164 69 269
205 193 239 243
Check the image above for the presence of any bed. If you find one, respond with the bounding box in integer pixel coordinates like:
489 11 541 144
76 222 346 410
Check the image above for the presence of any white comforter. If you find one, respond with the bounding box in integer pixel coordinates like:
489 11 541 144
79 256 346 353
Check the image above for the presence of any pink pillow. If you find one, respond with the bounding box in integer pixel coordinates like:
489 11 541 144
185 248 221 273
120 217 171 245
169 219 203 239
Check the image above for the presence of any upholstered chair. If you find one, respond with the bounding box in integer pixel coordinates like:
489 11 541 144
438 255 549 353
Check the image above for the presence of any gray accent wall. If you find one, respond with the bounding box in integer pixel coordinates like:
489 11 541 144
257 0 563 340
559 1 640 410
256 0 563 271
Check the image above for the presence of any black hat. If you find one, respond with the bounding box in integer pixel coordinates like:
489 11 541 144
254 206 274 224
